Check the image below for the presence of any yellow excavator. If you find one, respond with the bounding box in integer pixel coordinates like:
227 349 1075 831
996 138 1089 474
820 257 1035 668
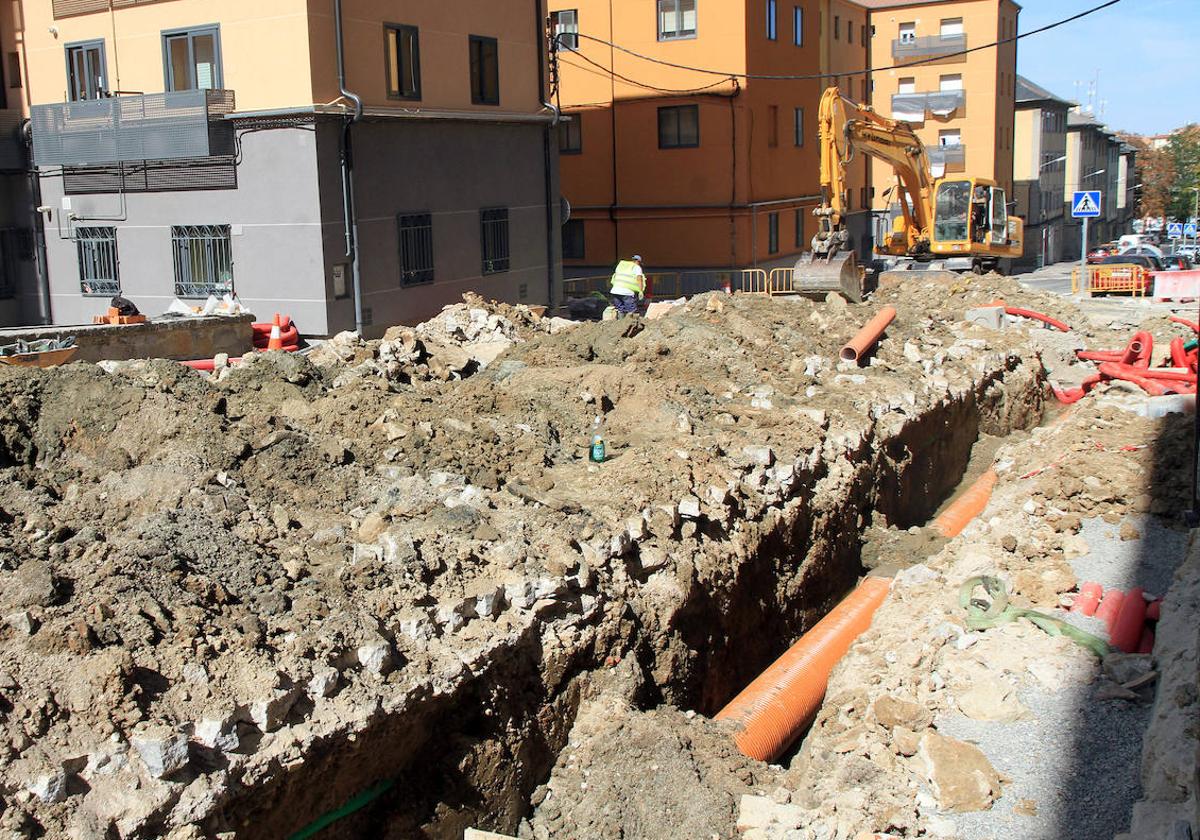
794 86 1024 301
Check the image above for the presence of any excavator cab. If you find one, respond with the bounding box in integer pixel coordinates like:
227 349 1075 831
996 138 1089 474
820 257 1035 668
929 178 1023 271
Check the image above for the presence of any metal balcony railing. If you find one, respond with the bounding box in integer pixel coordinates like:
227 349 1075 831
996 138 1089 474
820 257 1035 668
53 0 162 19
31 89 235 167
892 33 967 61
927 144 966 168
0 111 26 170
891 90 966 121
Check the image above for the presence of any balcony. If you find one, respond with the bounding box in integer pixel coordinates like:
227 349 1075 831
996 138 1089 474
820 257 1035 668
53 0 161 19
927 144 966 171
891 90 966 122
31 89 235 167
892 33 968 61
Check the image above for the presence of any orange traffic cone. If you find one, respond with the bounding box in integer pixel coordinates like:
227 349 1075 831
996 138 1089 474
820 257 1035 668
267 315 284 351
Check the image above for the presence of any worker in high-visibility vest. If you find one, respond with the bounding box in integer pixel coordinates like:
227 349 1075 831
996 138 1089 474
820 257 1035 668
609 255 646 317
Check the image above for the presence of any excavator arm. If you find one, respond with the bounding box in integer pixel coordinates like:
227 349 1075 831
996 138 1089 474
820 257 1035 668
812 86 936 258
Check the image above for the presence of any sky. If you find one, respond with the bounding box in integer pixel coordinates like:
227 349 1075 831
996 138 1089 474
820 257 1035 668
1017 0 1200 136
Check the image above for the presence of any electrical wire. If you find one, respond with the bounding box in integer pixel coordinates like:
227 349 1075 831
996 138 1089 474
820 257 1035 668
560 49 737 96
559 0 1123 82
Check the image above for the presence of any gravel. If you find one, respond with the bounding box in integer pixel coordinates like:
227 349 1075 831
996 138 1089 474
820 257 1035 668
939 512 1184 840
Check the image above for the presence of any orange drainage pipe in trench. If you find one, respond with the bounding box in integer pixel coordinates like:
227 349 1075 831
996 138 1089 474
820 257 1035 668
715 576 892 763
932 468 998 539
1110 587 1147 653
840 306 897 364
1095 589 1125 634
1070 582 1103 617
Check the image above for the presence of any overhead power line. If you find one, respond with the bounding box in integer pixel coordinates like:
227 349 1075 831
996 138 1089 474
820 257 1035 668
559 0 1123 83
561 50 737 96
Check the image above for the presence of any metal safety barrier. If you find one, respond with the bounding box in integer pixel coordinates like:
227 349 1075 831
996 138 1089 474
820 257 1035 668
1071 263 1150 297
739 269 769 294
768 267 797 295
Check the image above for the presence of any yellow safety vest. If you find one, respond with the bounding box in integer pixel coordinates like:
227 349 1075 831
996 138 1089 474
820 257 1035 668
610 261 645 296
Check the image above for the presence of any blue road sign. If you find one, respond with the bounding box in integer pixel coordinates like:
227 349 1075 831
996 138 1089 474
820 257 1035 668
1186 223 1198 238
1071 191 1102 218
1168 222 1185 239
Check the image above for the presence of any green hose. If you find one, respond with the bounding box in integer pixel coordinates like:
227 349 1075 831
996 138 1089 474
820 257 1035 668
959 576 1111 659
288 778 396 840
1186 339 1197 353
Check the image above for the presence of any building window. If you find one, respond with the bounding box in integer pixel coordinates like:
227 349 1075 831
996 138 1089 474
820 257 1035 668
939 73 963 92
163 26 222 91
77 227 119 297
7 53 21 89
469 35 499 105
795 208 804 247
66 40 107 101
940 17 964 37
658 104 699 149
939 129 961 146
397 213 434 286
845 19 851 41
562 219 585 260
480 208 510 274
860 187 868 208
834 15 840 39
898 22 916 43
793 6 803 45
767 105 779 147
551 10 579 50
385 24 421 100
767 0 777 40
898 77 916 94
768 212 779 254
172 225 232 299
793 106 804 146
658 0 697 40
861 24 867 47
559 114 582 153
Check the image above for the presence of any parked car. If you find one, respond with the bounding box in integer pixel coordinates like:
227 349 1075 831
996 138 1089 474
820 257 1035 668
1159 253 1194 271
1087 242 1119 264
1094 253 1158 295
1120 243 1165 259
1177 244 1199 259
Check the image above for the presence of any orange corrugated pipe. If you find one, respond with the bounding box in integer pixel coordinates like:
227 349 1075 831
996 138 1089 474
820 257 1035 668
715 576 891 762
932 468 998 538
840 306 897 364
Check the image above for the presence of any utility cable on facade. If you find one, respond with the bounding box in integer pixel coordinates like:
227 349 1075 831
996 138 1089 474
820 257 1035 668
559 0 1123 83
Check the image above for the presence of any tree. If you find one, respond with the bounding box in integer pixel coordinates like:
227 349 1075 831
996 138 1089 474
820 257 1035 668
1166 125 1200 220
1138 146 1176 219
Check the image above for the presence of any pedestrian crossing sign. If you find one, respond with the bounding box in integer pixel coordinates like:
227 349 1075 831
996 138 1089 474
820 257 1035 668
1071 191 1102 218
1168 222 1184 238
1186 223 1198 238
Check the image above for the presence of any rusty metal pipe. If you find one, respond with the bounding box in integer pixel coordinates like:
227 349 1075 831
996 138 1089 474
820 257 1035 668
840 306 897 364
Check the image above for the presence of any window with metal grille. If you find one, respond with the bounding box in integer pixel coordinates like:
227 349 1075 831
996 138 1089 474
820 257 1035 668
469 35 499 106
66 40 107 101
562 219 585 260
398 213 434 285
558 114 582 153
768 212 779 254
163 26 222 91
658 0 697 40
172 224 232 298
658 105 699 149
77 227 119 296
551 10 579 51
480 208 510 274
385 24 421 100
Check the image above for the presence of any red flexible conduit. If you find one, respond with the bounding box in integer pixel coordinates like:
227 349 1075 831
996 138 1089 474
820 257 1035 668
1003 306 1070 333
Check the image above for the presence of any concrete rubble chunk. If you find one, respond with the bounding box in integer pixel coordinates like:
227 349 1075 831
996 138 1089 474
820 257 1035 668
736 794 809 830
356 640 394 676
396 609 437 642
918 731 1003 812
471 584 506 619
27 768 68 803
742 446 775 467
872 694 933 730
307 666 340 699
132 725 190 779
249 688 301 732
5 609 36 635
193 709 240 752
678 495 702 519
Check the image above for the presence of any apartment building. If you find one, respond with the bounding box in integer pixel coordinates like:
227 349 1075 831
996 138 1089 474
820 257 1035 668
862 0 1019 216
1012 76 1070 269
0 2 43 327
549 0 872 278
23 0 561 335
1063 109 1118 255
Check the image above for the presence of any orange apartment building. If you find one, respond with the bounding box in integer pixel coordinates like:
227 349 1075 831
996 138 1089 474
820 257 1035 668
549 0 872 279
14 0 562 334
862 0 1019 227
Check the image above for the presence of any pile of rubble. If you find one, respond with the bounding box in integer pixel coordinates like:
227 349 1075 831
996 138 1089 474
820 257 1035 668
0 275 1169 838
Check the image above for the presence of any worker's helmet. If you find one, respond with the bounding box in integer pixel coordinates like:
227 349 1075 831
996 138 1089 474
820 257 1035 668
632 254 643 263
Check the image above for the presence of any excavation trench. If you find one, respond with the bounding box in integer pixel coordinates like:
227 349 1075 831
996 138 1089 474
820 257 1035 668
209 358 1044 839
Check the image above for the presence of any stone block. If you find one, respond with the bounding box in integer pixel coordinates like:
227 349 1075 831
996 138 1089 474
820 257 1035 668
193 709 239 753
678 495 702 519
27 768 68 803
965 306 1005 330
356 640 394 676
307 666 340 699
132 725 190 779
249 688 300 732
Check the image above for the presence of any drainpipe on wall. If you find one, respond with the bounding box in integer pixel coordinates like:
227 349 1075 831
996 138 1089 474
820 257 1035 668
334 0 364 335
535 0 560 310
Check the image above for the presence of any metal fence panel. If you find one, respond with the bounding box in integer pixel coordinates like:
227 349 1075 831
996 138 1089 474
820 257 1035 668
76 226 119 296
172 224 233 298
32 90 235 167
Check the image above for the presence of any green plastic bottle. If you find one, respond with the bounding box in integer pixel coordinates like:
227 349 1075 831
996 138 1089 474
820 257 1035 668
589 416 606 463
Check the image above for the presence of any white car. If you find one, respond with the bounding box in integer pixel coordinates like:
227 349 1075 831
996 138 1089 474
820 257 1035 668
1178 244 1199 259
1120 244 1165 259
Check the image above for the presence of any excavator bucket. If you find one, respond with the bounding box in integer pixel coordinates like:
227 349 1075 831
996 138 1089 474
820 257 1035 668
791 251 865 303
